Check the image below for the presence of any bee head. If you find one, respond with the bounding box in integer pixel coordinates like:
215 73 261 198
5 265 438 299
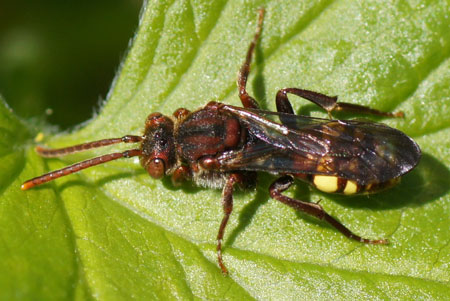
140 113 176 179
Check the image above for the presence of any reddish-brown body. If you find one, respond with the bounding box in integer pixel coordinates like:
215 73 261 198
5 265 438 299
176 105 242 163
22 9 420 275
137 101 414 194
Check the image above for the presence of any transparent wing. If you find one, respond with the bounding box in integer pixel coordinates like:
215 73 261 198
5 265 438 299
219 105 421 184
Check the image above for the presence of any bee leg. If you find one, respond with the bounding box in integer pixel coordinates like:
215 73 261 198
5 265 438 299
171 165 190 186
274 89 296 126
237 8 264 109
216 173 243 274
269 175 389 245
276 88 403 119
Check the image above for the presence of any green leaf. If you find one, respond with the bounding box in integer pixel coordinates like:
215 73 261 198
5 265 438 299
2 0 450 299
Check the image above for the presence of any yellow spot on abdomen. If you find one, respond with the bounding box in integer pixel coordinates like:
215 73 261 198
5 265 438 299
343 180 358 195
314 175 338 193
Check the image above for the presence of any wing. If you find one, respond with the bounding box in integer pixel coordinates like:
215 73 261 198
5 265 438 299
218 105 421 184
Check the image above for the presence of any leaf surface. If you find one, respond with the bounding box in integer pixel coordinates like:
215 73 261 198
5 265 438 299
1 0 449 299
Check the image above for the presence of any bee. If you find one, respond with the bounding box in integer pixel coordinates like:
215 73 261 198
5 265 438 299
22 9 421 274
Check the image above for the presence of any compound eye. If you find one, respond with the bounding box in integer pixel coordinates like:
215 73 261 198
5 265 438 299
145 113 164 128
147 112 162 120
147 158 165 179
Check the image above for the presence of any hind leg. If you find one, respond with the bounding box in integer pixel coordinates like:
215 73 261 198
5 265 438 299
269 175 388 244
276 88 403 119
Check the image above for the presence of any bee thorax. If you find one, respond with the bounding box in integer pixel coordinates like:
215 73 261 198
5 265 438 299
191 168 229 189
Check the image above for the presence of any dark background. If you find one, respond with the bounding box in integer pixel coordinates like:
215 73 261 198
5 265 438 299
0 0 143 129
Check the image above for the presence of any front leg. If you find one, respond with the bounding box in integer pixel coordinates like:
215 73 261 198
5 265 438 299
270 175 388 244
171 165 190 186
276 88 404 119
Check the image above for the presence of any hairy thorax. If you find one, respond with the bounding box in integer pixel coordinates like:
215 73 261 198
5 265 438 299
174 104 245 189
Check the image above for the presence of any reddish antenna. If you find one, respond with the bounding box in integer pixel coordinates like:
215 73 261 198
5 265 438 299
21 135 143 190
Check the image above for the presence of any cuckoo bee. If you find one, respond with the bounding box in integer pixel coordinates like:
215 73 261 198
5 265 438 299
22 9 421 274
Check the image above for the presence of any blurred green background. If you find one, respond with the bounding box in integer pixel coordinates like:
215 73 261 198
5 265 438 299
0 0 142 129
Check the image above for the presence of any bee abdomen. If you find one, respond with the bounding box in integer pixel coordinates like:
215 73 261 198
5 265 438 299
299 174 401 195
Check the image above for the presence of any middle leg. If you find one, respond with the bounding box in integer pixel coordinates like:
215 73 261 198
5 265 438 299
237 8 264 109
216 173 247 274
